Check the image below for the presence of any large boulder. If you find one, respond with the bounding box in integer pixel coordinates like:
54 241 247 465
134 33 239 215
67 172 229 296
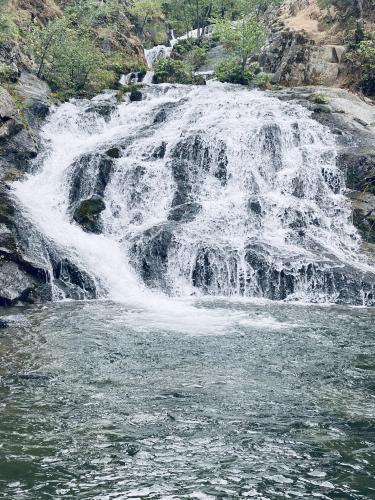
16 73 51 126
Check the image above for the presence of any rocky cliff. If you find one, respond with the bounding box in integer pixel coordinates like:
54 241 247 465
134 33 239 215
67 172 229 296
257 0 374 94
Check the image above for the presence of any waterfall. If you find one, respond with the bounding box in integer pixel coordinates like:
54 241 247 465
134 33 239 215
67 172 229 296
121 27 214 87
13 83 375 305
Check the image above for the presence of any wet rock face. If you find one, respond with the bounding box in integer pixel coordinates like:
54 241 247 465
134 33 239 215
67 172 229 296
73 195 106 234
0 86 39 172
68 151 116 208
0 76 100 306
0 261 37 306
189 243 375 305
130 224 175 290
349 192 375 244
51 258 97 300
337 149 375 192
272 87 375 252
170 135 228 207
130 88 142 102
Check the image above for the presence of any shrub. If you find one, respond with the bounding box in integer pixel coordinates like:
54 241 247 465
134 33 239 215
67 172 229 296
119 59 148 80
0 9 18 43
256 72 272 90
47 35 101 92
173 38 203 56
309 93 329 104
214 60 255 85
186 47 207 71
0 63 18 83
153 58 192 84
358 34 375 96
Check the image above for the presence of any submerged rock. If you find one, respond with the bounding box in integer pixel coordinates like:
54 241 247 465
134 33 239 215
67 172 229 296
168 202 201 222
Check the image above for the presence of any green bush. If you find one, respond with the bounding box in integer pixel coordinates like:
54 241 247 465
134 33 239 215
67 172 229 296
173 38 203 56
120 59 148 78
0 63 18 83
153 58 192 84
309 93 329 104
186 47 207 71
214 60 255 85
0 10 18 43
358 34 375 96
256 72 272 90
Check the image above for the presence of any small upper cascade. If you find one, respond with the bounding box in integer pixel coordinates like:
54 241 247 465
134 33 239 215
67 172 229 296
145 45 173 68
170 25 214 47
120 26 215 86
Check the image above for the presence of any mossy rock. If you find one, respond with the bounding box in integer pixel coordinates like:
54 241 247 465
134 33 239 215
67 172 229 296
73 195 106 234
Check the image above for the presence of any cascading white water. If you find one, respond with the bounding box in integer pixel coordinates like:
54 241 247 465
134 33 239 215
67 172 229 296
145 45 173 68
14 83 375 306
121 27 214 87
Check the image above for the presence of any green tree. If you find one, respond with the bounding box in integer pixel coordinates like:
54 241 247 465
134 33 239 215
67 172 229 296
31 18 68 78
31 16 100 93
130 0 164 36
214 15 265 70
47 34 100 91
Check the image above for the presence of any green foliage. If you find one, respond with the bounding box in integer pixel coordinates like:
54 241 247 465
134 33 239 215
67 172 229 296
214 15 265 69
130 0 164 35
256 72 271 89
358 31 375 95
0 1 18 43
214 59 255 85
309 93 329 104
185 47 207 71
0 63 18 83
120 59 148 77
173 38 203 56
317 0 335 9
153 58 192 84
27 2 145 96
163 0 281 38
30 18 100 93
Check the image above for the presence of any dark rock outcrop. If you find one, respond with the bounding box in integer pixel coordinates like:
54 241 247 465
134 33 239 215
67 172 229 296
130 223 176 290
68 151 116 208
130 88 142 102
169 134 228 207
